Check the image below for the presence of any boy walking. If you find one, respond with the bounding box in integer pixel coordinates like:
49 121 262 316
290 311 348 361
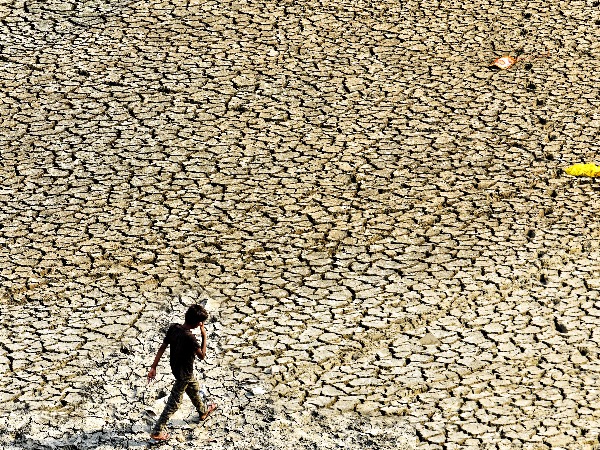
147 304 218 441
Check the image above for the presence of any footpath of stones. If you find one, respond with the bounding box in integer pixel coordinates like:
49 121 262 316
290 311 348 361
1 0 600 448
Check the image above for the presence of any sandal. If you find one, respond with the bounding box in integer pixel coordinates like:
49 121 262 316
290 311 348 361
200 403 218 421
150 432 170 441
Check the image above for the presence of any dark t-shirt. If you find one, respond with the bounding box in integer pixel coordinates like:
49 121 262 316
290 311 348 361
163 324 200 381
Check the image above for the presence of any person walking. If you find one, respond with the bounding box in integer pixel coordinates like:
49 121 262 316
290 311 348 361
147 304 218 441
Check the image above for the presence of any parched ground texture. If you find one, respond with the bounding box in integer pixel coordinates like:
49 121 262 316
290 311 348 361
1 0 600 449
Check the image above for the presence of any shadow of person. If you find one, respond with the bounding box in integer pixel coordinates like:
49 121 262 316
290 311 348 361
12 428 151 450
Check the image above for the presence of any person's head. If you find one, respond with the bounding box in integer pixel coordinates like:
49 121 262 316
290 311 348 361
185 304 208 328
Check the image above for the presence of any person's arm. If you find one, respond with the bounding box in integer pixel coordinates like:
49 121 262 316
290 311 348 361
147 342 168 382
195 323 207 360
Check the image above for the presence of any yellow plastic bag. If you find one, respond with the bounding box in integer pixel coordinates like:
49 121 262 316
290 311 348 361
564 163 600 177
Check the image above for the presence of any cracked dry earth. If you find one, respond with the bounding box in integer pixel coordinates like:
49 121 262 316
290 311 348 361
2 0 600 449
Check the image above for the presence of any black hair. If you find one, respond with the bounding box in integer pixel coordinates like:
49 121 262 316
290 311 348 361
185 304 208 325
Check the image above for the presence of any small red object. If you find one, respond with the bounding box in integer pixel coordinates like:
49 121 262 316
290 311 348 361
491 56 517 69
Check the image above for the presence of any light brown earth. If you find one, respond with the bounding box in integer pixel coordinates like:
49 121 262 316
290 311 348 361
1 0 600 449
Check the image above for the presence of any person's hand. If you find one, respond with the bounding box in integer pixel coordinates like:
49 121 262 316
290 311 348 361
199 322 206 333
147 367 156 383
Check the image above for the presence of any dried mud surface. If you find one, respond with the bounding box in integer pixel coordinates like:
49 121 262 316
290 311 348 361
1 0 600 449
